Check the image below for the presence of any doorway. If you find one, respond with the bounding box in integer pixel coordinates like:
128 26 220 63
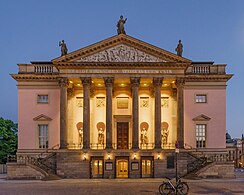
116 158 129 178
117 122 129 149
141 157 154 178
91 157 103 178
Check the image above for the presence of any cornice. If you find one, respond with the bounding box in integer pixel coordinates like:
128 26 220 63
185 74 233 82
11 74 59 81
54 62 190 69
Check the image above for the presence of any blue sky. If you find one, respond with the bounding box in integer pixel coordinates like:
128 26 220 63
0 0 243 138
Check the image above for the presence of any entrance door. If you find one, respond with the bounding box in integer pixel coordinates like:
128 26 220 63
116 159 128 178
91 158 103 178
141 157 154 178
117 122 129 149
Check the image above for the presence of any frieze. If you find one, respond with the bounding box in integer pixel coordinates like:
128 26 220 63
74 44 166 63
62 69 174 74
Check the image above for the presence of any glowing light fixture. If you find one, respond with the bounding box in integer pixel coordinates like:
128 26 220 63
163 83 168 86
108 153 111 160
121 83 125 86
157 153 160 160
69 81 73 84
98 83 101 86
133 153 137 160
83 153 87 161
172 81 175 84
143 83 147 86
77 83 81 86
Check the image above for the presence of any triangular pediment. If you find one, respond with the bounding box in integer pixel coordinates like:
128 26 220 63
192 114 211 121
52 34 191 64
33 114 52 121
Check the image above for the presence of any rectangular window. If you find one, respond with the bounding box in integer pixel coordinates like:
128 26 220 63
167 156 175 169
37 95 48 103
196 124 206 148
195 94 207 103
38 124 48 149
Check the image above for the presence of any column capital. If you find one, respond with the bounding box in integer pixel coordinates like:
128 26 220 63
153 77 163 87
81 77 91 85
104 77 114 87
130 77 140 88
58 77 68 87
175 77 185 88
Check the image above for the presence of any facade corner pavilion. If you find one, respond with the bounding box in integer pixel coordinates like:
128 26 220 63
9 34 233 179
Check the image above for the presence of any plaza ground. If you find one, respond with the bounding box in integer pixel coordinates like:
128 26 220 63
0 176 244 195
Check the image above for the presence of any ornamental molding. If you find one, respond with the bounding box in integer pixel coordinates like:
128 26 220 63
192 114 211 121
33 114 52 121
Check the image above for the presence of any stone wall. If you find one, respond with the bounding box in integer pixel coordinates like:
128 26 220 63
7 163 46 180
197 162 235 178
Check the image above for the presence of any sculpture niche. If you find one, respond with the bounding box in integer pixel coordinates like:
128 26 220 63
140 122 149 145
161 122 169 145
76 122 83 147
97 122 105 146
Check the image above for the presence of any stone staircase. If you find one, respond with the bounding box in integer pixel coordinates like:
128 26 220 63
25 152 61 180
183 152 213 179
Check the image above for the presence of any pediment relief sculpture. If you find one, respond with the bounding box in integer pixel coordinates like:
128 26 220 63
74 44 166 63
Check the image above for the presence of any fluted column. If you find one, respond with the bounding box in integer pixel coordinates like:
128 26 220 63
59 78 68 149
104 77 114 149
81 78 91 149
176 78 185 148
131 77 140 149
153 78 163 149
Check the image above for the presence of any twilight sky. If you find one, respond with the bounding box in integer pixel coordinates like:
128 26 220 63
0 0 243 138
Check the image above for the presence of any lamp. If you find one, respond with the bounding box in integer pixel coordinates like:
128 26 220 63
133 153 136 160
83 153 87 161
108 153 111 160
157 153 160 160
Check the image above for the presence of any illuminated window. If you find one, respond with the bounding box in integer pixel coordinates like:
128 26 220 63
195 94 207 103
38 124 48 149
196 124 206 148
91 159 103 178
142 160 151 175
37 95 48 103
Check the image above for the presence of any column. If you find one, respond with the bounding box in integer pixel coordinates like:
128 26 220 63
104 77 114 149
81 77 91 149
153 78 163 149
59 78 68 149
131 77 140 149
176 78 185 148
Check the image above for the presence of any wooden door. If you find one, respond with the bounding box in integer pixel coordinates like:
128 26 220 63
116 159 128 178
117 122 129 149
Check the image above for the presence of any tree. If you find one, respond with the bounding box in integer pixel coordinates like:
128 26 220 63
0 117 18 164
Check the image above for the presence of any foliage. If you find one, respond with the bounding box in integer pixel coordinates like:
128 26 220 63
0 117 18 164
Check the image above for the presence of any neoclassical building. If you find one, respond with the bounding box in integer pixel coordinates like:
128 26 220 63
10 33 233 179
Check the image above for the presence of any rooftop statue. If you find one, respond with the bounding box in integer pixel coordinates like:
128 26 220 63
59 40 68 56
117 15 127 35
175 40 183 57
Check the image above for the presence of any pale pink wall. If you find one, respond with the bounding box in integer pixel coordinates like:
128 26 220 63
184 88 226 149
18 89 60 149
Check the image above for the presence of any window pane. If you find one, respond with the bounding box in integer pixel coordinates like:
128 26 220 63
39 125 48 148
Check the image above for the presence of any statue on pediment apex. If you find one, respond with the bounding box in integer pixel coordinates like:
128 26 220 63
117 15 127 35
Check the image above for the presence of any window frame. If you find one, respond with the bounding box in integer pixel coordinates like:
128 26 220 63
37 94 49 104
38 124 49 149
195 94 207 103
195 124 206 148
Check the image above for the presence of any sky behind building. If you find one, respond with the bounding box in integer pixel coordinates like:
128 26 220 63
0 0 243 138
